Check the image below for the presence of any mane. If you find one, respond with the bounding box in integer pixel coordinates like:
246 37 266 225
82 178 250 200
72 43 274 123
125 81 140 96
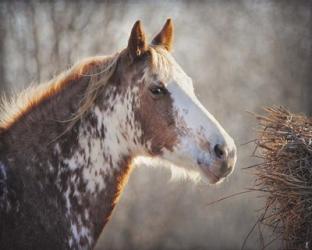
0 47 173 134
0 53 120 132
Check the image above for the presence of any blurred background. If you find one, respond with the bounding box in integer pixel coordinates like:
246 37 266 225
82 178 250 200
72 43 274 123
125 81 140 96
0 1 311 249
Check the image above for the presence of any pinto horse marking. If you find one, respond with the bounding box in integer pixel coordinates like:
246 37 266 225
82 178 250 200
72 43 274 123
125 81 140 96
0 19 236 250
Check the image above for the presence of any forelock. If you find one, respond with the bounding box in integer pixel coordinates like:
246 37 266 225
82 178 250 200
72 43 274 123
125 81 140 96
148 47 174 83
148 47 193 91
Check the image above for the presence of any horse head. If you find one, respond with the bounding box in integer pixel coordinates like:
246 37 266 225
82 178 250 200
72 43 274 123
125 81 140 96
113 19 237 184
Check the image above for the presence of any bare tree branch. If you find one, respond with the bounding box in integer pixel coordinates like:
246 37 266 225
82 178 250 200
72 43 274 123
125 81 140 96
28 1 41 83
0 3 6 94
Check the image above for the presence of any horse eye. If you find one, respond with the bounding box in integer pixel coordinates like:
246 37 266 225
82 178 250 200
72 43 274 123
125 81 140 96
149 85 167 96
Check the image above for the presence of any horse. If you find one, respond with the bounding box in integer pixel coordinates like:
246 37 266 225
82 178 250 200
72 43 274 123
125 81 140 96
0 19 237 250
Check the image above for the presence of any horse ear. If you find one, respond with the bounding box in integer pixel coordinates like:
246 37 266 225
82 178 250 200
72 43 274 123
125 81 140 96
151 18 174 51
128 20 147 60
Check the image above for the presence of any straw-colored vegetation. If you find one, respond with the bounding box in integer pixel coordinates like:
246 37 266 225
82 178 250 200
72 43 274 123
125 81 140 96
253 106 312 250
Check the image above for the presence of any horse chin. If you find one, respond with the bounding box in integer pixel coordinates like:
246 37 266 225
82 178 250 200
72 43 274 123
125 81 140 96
197 161 224 185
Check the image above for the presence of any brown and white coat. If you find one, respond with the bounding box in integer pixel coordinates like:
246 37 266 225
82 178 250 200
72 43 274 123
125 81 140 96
0 20 236 250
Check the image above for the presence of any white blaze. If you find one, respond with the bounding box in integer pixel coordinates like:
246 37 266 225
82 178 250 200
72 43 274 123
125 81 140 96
158 50 236 181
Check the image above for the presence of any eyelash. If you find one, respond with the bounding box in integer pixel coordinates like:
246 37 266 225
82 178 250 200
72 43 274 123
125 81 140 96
149 84 167 96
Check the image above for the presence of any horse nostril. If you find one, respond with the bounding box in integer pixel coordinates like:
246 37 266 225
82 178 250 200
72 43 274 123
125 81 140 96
214 144 227 159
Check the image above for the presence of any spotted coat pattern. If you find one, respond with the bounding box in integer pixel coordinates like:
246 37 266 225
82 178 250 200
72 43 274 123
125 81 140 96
0 46 178 250
0 19 237 250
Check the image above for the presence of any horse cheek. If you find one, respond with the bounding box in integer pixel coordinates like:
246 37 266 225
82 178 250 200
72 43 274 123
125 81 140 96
135 91 178 156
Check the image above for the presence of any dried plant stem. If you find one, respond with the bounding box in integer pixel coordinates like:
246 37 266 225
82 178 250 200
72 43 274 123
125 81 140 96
252 106 312 250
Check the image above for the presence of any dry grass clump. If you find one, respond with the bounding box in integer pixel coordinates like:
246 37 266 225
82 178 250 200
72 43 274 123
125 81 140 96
253 106 312 250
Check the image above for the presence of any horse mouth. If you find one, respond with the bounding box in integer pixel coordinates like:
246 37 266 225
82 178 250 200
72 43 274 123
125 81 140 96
197 159 222 184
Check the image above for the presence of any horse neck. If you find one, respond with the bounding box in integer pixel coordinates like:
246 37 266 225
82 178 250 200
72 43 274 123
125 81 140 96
54 84 142 249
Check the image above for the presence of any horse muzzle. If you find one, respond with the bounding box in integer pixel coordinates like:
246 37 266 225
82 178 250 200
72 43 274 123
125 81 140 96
197 143 237 184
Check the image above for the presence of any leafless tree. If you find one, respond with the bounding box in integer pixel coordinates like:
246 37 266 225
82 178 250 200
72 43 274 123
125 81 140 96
0 4 6 94
1 1 311 249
